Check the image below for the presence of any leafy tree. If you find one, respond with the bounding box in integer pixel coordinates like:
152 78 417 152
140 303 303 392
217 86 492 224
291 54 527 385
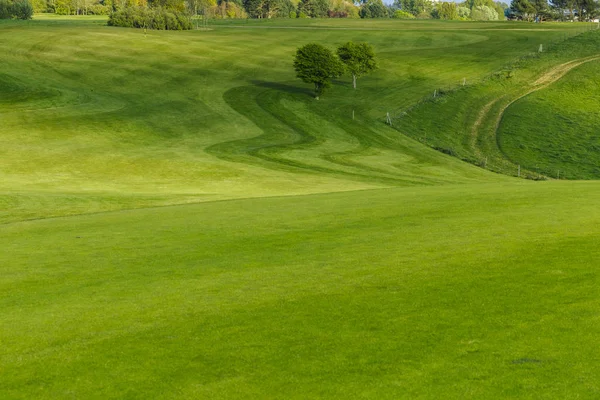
186 0 216 17
330 0 359 17
510 0 535 19
336 41 377 89
531 0 547 18
12 0 33 17
0 0 13 17
438 1 457 18
0 0 33 18
575 0 598 20
297 0 329 17
471 4 498 18
457 5 470 17
244 0 292 17
294 43 344 99
393 8 415 17
359 0 386 17
550 0 574 20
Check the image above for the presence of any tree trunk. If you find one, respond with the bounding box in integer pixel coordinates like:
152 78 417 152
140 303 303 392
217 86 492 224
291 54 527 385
352 74 356 89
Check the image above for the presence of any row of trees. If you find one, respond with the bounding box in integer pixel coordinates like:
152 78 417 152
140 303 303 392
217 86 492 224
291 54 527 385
26 0 598 21
30 0 511 20
108 5 193 28
391 0 508 20
0 0 33 18
294 41 377 99
510 0 599 21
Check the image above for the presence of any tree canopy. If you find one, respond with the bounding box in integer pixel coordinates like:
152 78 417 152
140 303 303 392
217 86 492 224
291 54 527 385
294 43 344 99
336 41 377 89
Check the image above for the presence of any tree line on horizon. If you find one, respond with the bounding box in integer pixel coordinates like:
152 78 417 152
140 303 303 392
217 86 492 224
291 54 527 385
6 0 597 24
24 0 513 21
511 0 598 21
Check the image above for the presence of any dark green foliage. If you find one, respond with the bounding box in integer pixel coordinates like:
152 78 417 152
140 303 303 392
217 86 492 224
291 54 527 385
510 0 535 18
13 0 33 18
293 43 344 99
336 41 377 89
392 0 432 16
243 0 290 18
108 6 192 29
296 0 328 17
276 0 295 16
438 1 458 19
0 0 12 18
359 0 387 17
149 0 186 12
0 0 33 19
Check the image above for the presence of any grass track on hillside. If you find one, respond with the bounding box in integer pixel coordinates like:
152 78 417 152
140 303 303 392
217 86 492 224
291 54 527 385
0 17 585 222
499 60 600 179
395 30 600 176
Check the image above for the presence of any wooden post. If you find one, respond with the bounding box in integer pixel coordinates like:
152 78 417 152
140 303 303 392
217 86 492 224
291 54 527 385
518 165 521 177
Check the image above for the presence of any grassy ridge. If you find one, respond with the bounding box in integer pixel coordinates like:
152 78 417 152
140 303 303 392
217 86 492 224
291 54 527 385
0 17 583 222
393 28 600 178
2 182 600 398
3 16 600 399
499 61 600 179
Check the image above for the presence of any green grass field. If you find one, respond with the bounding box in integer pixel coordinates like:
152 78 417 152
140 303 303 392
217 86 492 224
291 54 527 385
2 15 600 398
499 61 600 179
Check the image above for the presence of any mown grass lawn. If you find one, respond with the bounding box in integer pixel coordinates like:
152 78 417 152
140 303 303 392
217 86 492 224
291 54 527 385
0 16 583 222
3 182 600 398
2 16 600 399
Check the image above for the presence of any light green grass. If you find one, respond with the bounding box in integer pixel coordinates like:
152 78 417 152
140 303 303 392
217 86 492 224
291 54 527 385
3 16 600 399
0 17 585 222
3 182 600 398
393 28 600 178
499 61 600 179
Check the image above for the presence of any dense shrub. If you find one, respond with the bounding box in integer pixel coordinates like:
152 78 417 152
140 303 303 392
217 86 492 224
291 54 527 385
108 6 192 29
471 4 498 20
0 0 33 19
0 0 12 18
359 0 387 18
392 9 414 18
88 4 111 14
457 5 470 18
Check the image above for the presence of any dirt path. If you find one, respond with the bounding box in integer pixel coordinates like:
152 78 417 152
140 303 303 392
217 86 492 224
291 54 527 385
470 54 600 172
470 98 498 158
493 55 600 134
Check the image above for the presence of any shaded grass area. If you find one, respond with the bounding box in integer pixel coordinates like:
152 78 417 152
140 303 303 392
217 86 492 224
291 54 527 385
3 17 600 399
2 182 600 398
0 18 580 222
499 61 600 179
393 29 600 178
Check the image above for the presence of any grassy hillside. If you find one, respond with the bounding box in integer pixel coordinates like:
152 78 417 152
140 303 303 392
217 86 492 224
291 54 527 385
0 16 585 223
3 15 600 399
393 27 600 178
3 182 600 399
499 61 600 179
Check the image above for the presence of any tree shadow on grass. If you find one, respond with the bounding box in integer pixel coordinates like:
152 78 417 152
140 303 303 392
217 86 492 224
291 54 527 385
250 80 314 98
